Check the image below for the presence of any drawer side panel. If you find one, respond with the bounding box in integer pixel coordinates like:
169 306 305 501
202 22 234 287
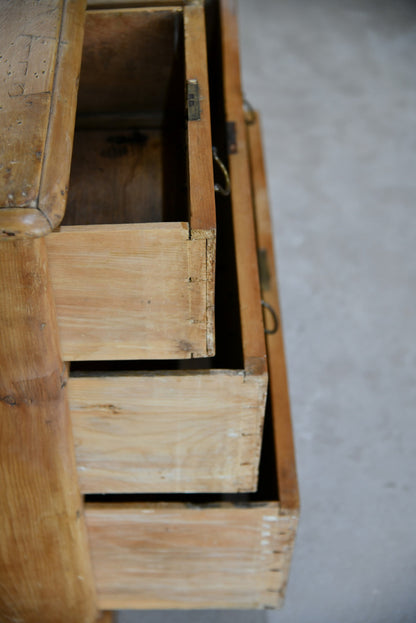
85 503 296 609
46 223 210 359
70 371 267 493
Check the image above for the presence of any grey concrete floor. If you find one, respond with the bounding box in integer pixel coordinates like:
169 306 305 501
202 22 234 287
120 1 416 621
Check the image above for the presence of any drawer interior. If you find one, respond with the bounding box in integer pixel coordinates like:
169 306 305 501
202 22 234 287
63 7 187 226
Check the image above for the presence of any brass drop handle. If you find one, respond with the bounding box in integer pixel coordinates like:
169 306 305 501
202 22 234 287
212 146 231 197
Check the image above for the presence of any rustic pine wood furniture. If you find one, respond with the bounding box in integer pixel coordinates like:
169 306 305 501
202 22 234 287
0 0 298 619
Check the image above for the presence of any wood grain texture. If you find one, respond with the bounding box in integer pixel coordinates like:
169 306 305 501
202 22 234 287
69 370 266 493
220 0 267 375
46 223 211 359
0 0 86 238
184 3 216 236
37 0 86 231
205 236 216 355
0 238 96 622
0 207 54 238
77 8 181 117
88 1 184 6
184 3 216 354
247 112 300 512
85 502 296 610
63 128 164 225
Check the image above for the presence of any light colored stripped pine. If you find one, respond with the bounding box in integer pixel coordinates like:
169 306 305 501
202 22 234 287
70 370 266 493
46 223 211 360
86 503 295 610
0 238 96 623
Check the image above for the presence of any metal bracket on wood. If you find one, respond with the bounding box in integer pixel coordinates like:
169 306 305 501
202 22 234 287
187 79 201 121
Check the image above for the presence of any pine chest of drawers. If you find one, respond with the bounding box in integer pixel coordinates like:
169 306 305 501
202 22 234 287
0 0 298 619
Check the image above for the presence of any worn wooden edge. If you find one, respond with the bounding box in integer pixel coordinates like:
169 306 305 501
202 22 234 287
2 216 192 238
0 208 52 239
96 594 276 611
87 1 195 7
0 0 86 239
246 111 300 514
220 0 267 378
184 3 216 354
186 230 216 357
55 221 190 234
184 3 216 234
85 5 183 14
37 0 87 233
205 235 216 356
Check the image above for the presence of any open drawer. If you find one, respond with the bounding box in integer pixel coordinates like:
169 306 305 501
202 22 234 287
45 3 216 361
67 0 268 495
83 107 299 610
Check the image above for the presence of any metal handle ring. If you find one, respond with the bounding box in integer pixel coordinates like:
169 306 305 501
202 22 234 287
261 300 279 335
212 146 231 197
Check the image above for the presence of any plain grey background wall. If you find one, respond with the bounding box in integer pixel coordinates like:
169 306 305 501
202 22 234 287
121 1 416 621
